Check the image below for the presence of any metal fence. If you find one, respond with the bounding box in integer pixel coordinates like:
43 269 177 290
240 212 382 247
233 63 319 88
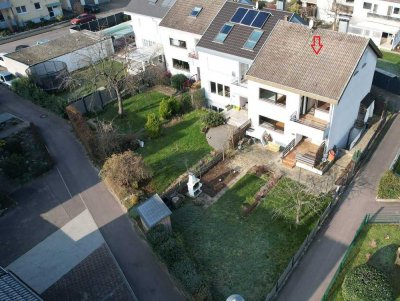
70 12 131 32
69 87 117 114
264 111 391 301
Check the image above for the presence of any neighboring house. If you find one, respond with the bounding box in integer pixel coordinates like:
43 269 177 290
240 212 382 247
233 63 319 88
196 1 305 111
60 0 110 11
159 0 226 79
0 0 63 29
348 0 400 49
123 0 175 49
300 0 400 50
3 30 114 76
245 20 381 173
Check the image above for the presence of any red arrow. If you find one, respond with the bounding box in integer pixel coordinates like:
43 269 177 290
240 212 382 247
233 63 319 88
311 35 323 55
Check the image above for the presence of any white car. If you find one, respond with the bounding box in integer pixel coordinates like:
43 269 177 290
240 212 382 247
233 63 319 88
0 53 7 68
0 71 16 88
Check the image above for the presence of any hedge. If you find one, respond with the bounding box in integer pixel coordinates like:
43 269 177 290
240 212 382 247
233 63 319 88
342 264 393 301
11 77 67 117
201 110 225 128
377 171 400 199
146 225 211 299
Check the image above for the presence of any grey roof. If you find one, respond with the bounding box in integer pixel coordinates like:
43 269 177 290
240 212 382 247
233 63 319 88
197 1 302 60
246 21 382 104
5 31 103 66
159 0 226 35
124 0 175 19
0 267 43 301
136 194 171 228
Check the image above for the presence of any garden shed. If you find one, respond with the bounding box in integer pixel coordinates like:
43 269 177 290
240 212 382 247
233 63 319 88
136 194 172 232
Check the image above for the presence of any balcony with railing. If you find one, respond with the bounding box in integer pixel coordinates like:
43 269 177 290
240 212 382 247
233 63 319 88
259 116 285 134
290 111 329 142
188 51 199 60
367 12 400 22
0 1 12 10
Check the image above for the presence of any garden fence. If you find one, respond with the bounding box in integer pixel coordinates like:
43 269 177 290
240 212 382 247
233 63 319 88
69 87 117 114
265 111 392 301
321 215 371 301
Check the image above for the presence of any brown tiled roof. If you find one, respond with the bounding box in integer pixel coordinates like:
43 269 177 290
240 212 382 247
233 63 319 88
197 1 300 60
246 21 382 104
159 0 226 35
5 31 102 66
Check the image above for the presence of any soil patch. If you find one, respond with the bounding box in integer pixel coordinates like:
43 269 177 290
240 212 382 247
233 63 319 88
201 159 239 197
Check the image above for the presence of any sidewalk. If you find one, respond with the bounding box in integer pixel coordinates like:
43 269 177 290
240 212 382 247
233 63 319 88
276 115 400 301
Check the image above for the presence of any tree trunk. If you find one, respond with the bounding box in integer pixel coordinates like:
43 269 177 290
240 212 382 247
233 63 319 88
296 203 301 225
116 87 123 116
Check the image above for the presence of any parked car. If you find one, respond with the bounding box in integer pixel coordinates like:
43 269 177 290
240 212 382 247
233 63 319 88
84 4 100 13
71 13 96 25
0 53 7 68
35 39 50 46
0 71 16 88
15 45 29 51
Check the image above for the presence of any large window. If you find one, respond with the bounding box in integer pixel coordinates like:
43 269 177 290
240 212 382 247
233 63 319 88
259 88 286 106
363 2 372 9
16 6 27 14
169 38 187 49
172 59 189 71
34 2 41 9
210 81 230 97
394 7 400 14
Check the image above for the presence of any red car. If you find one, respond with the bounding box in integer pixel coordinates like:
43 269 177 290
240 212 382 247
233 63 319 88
70 13 96 25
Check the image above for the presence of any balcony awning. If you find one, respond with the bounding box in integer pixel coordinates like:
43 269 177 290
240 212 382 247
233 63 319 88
46 2 60 7
0 1 12 9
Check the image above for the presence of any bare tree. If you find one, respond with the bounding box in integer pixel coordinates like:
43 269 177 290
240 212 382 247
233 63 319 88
272 177 331 226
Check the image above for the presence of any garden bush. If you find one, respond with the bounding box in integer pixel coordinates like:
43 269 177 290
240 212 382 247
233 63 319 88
147 224 171 247
342 264 393 301
377 171 400 199
157 237 186 264
145 113 162 138
201 110 225 128
159 97 181 120
190 88 206 109
171 74 187 91
12 77 67 116
4 139 24 154
178 93 193 114
0 153 27 179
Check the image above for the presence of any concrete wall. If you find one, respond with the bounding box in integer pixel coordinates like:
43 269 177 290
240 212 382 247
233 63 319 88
327 46 377 150
1 55 29 76
159 27 201 78
125 12 162 48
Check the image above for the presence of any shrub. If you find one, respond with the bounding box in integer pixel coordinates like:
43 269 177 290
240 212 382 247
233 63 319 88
377 171 400 199
172 258 208 297
171 74 187 91
159 98 172 120
191 88 205 109
101 151 152 200
1 153 27 179
4 139 24 154
342 264 393 301
201 110 225 128
157 237 186 264
12 77 67 116
145 113 162 138
147 224 171 247
178 93 192 114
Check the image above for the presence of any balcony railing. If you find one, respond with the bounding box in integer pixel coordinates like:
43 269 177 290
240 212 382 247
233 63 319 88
260 121 284 134
290 111 328 131
260 95 286 107
231 78 248 88
367 12 400 21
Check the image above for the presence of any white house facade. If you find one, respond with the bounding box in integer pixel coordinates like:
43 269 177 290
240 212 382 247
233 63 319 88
245 21 380 173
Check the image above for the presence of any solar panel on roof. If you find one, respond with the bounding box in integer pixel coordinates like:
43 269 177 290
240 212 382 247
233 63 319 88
241 10 258 26
231 7 248 23
251 11 270 28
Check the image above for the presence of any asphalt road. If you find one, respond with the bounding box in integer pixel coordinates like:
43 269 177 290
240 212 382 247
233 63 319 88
0 86 184 301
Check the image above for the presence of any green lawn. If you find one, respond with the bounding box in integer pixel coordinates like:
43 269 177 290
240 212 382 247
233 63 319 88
95 91 167 133
377 50 400 76
172 175 328 300
326 224 400 301
58 60 124 101
138 110 212 192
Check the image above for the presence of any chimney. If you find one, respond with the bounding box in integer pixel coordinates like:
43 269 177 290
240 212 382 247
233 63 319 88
255 1 259 10
284 15 289 21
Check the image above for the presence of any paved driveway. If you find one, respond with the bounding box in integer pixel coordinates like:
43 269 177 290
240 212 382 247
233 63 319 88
0 86 184 301
277 115 400 301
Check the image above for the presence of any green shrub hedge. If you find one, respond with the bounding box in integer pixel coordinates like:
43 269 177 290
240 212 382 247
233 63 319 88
201 110 225 128
342 264 393 301
171 74 187 91
145 113 162 138
11 77 67 116
377 171 400 199
146 225 210 299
